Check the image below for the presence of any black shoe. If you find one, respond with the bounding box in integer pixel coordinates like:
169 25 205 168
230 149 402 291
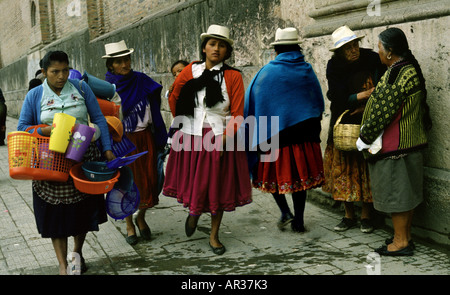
125 234 138 245
375 244 414 256
385 236 416 250
135 217 152 240
80 256 88 274
209 242 226 255
360 218 374 233
291 221 306 233
334 217 357 231
277 212 294 230
185 215 197 237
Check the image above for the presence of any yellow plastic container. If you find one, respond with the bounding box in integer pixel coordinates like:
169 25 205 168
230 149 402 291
49 113 76 153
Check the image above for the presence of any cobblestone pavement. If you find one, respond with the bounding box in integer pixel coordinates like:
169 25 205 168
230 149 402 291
0 116 449 277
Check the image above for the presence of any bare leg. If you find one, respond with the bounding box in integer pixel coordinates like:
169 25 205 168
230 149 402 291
73 233 86 256
210 210 224 248
135 208 149 230
388 210 411 251
51 237 68 275
406 210 414 242
361 202 372 220
344 202 355 219
125 215 136 237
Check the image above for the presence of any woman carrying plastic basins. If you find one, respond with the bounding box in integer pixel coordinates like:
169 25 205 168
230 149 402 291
103 40 168 246
17 51 115 275
163 25 252 255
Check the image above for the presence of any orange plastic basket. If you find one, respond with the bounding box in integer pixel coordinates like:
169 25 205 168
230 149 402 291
7 124 74 182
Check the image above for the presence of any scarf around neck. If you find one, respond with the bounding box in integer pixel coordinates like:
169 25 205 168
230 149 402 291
105 70 162 132
175 63 227 117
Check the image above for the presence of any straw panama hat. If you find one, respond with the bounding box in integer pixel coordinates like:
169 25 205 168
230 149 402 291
270 27 302 46
200 25 234 46
102 40 134 59
329 25 365 52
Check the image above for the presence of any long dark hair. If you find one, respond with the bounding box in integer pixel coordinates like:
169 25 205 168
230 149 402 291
379 28 432 131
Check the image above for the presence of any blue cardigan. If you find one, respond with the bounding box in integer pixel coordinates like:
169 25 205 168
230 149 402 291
17 79 112 152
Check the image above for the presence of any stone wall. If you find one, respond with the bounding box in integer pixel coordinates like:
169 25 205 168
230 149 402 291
0 0 448 245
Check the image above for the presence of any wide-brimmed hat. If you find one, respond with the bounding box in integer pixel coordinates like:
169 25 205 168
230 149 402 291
329 25 364 52
200 25 234 46
102 40 134 59
270 27 302 46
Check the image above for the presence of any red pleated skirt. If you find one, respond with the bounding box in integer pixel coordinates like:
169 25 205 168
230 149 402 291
163 128 252 216
252 142 325 194
127 128 159 209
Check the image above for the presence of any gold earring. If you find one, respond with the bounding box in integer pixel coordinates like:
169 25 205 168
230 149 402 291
387 55 392 60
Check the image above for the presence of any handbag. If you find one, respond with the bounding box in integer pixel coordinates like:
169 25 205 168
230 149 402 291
333 110 360 151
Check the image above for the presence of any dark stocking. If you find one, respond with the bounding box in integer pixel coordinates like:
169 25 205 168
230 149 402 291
291 190 307 231
272 192 292 216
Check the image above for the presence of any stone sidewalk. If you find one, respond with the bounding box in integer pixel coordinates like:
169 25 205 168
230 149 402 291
0 116 449 276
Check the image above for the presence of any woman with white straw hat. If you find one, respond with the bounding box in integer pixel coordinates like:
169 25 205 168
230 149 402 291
103 40 168 245
245 27 325 233
163 24 252 255
323 25 386 233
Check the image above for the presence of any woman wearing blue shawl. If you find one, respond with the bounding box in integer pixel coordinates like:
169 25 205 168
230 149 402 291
244 28 325 232
103 40 167 245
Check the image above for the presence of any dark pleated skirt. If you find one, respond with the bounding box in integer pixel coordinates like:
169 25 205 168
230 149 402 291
33 191 107 238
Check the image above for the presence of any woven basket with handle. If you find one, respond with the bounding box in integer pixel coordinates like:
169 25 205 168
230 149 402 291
333 110 360 151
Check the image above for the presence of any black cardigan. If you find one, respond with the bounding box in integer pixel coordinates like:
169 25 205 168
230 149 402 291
325 48 386 144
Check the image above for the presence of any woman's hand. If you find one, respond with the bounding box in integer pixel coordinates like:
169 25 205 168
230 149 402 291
350 105 366 116
356 87 375 101
40 125 52 137
104 150 116 162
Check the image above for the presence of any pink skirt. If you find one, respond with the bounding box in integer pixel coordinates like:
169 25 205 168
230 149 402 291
163 128 252 216
252 142 325 194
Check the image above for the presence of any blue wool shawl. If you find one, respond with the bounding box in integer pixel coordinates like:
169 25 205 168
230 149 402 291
244 51 324 149
105 70 167 148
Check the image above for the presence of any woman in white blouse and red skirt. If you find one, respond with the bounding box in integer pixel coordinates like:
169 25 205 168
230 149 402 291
163 25 252 255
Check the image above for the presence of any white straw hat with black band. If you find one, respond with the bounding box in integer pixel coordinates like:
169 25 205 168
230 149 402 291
270 27 302 46
200 25 234 46
329 25 364 52
102 40 134 59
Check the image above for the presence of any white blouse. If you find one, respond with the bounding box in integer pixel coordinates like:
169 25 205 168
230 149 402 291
178 62 230 136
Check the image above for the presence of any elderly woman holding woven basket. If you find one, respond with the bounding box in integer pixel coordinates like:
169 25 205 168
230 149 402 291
357 28 432 256
323 26 386 233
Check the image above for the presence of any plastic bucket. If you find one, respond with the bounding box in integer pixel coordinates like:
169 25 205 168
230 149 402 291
49 113 76 153
83 71 116 99
7 131 37 169
69 69 82 80
106 183 140 220
65 124 96 162
8 125 74 182
105 116 123 142
97 98 120 118
70 163 120 194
